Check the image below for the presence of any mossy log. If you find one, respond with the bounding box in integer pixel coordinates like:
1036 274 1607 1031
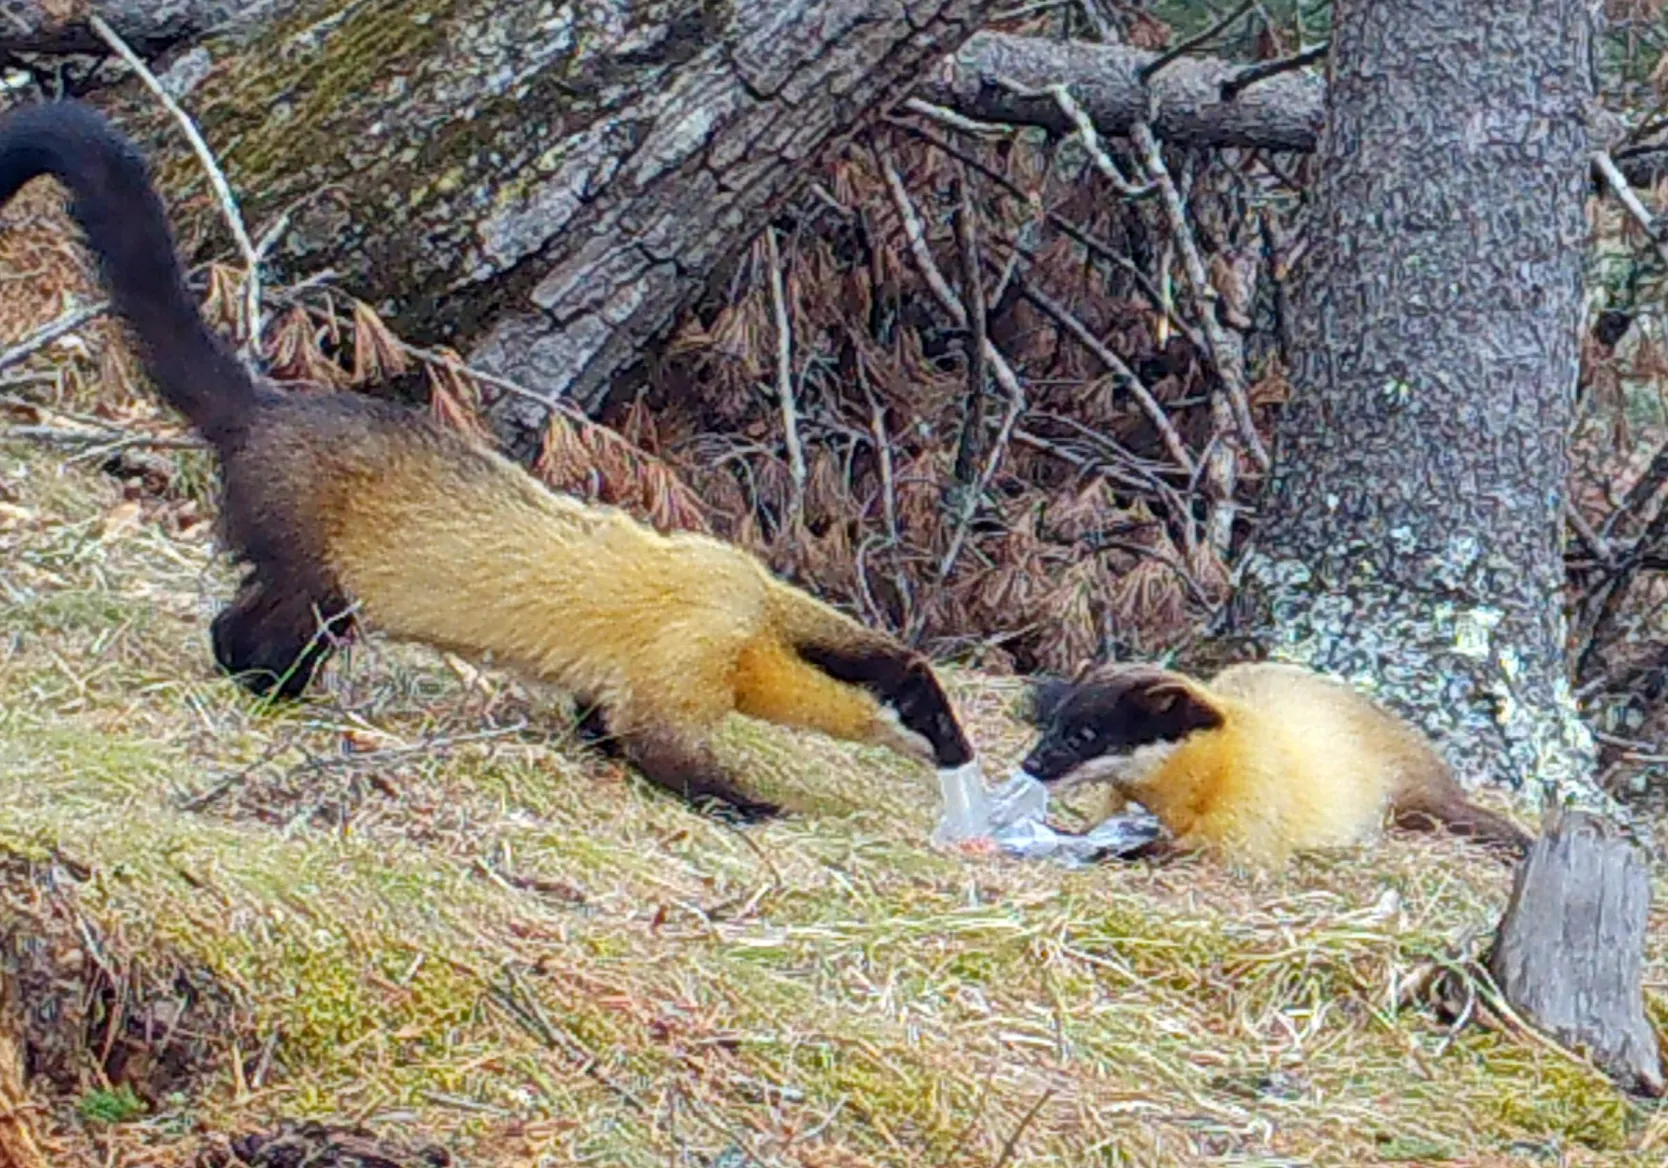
84 0 993 456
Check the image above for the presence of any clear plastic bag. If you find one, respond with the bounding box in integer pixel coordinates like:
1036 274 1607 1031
931 761 1163 868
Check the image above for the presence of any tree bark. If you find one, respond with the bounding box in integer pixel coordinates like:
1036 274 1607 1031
0 1 278 55
1487 811 1663 1097
1223 0 1604 807
88 0 995 458
921 31 1637 182
918 29 1324 153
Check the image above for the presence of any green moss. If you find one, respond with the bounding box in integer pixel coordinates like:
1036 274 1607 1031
134 0 738 330
4 589 149 636
78 1085 148 1124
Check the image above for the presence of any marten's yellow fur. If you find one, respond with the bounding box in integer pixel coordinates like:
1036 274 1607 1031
295 416 960 773
1022 660 1530 869
1 100 975 820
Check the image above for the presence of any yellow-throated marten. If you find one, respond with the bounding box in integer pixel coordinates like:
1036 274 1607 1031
0 100 975 820
1020 660 1531 868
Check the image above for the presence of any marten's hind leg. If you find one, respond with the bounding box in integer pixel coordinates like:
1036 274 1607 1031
616 723 781 823
565 702 775 819
568 699 622 756
210 565 354 699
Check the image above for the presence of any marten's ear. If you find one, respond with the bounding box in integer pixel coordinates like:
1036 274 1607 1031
1123 678 1225 741
1021 676 1077 727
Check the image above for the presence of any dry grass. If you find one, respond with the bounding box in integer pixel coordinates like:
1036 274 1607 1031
0 334 1665 1165
3 439 1666 1167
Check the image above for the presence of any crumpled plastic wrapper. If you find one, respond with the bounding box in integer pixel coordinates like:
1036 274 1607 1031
931 761 1163 867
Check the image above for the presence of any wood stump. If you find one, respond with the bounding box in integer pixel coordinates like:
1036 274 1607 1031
0 971 48 1168
1488 809 1664 1096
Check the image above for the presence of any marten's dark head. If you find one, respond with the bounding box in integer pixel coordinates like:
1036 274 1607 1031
1020 663 1223 790
798 644 974 768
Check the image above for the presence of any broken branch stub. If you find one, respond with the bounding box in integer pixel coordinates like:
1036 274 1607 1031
1487 809 1664 1097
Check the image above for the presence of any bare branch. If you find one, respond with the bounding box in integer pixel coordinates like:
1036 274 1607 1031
1591 151 1668 269
898 96 1012 137
951 171 991 489
996 76 1155 196
887 116 1196 342
1130 120 1271 471
762 226 806 520
1138 0 1256 83
938 356 1026 589
88 14 265 358
0 302 109 374
1007 270 1196 475
1220 44 1330 100
877 152 1026 408
876 151 1028 587
920 31 1322 154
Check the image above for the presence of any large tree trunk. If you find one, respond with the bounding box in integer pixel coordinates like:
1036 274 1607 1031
0 1 277 54
1225 0 1604 807
84 0 993 458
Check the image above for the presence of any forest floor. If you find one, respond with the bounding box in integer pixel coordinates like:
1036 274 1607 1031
4 177 1668 1168
4 429 1668 1168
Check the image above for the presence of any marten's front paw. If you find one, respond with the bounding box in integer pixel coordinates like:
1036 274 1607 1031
699 793 783 825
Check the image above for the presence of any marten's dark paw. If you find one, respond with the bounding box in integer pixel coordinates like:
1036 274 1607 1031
700 794 783 825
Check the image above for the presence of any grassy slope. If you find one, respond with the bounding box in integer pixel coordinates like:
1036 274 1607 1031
3 435 1667 1168
0 173 1663 1168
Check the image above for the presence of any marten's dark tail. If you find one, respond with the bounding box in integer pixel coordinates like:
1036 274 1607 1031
1394 783 1533 858
0 100 256 449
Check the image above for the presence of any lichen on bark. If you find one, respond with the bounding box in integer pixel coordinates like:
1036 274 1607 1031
94 0 993 451
1226 0 1614 817
118 0 720 319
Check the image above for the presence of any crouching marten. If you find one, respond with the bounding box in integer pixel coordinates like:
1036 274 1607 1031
0 100 975 820
1020 659 1531 869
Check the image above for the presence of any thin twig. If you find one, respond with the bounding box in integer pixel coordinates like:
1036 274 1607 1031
857 365 900 543
991 1087 1056 1168
1202 390 1240 552
886 117 1201 347
1601 439 1668 545
2 423 204 454
1091 536 1215 609
952 171 991 488
1138 0 1256 82
762 226 805 519
995 77 1154 196
1565 499 1616 569
939 374 1025 588
1077 0 1119 41
88 15 265 358
876 151 1028 587
1008 269 1195 475
1592 150 1668 269
0 301 109 374
1130 121 1271 470
280 293 568 415
1220 43 1330 100
899 96 1013 137
881 154 963 319
877 154 1026 405
1025 411 1202 549
1579 483 1668 681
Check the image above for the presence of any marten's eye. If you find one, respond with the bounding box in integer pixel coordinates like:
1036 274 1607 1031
1071 725 1099 749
